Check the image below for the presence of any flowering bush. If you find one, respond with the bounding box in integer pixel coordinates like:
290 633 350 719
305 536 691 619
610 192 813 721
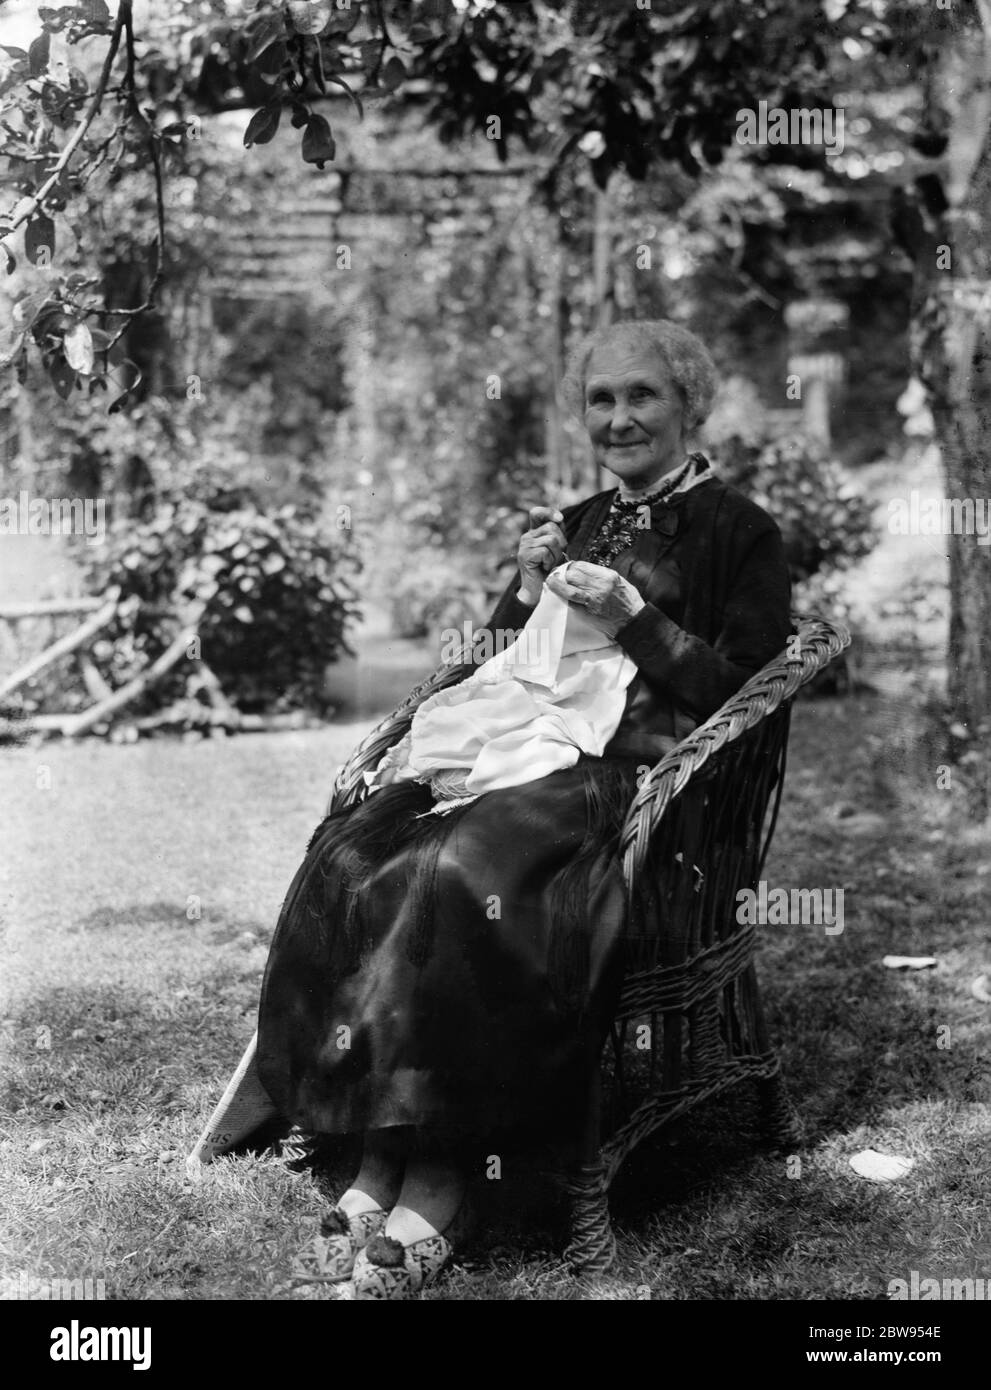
711 433 876 584
82 494 360 716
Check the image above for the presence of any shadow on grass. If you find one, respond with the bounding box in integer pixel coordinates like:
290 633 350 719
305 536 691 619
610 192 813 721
3 969 260 1122
5 696 987 1295
71 901 271 943
7 913 979 1273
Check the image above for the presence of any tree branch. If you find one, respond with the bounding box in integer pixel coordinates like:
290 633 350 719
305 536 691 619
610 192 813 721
102 0 166 347
0 2 127 239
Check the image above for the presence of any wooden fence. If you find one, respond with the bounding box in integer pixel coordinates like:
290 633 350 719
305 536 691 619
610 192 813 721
0 595 310 738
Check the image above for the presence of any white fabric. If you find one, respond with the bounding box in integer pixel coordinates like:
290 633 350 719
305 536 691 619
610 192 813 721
366 565 637 797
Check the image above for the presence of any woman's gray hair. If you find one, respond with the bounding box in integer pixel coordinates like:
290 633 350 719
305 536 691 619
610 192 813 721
561 319 718 432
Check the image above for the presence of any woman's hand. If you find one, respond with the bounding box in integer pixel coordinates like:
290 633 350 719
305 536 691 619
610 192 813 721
517 506 568 606
545 561 645 638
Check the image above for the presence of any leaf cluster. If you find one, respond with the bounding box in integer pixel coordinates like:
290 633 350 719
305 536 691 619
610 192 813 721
80 494 361 715
715 431 877 584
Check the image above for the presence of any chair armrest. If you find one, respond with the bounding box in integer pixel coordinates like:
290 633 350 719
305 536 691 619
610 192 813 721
329 615 850 822
619 616 850 885
328 647 475 812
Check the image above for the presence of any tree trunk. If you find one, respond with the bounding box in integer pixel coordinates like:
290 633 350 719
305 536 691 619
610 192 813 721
906 7 991 812
592 178 615 494
544 209 570 495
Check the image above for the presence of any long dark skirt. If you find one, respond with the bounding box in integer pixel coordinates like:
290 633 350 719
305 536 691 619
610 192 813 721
256 757 641 1142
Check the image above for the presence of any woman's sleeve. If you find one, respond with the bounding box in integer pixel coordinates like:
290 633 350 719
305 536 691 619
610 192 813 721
614 522 793 722
482 575 535 636
472 498 592 645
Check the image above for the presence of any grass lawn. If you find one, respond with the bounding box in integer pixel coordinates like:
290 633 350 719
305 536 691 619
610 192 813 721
1 691 989 1301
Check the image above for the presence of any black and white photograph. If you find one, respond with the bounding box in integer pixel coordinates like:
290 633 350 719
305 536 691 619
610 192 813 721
0 0 989 1348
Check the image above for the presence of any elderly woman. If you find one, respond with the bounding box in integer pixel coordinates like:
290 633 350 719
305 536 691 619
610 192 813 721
255 318 791 1299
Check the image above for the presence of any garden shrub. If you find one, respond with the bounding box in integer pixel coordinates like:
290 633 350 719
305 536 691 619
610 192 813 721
712 433 877 586
708 423 877 691
81 491 360 716
379 498 521 640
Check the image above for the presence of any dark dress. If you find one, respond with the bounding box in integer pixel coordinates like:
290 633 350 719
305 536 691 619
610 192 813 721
256 464 792 1143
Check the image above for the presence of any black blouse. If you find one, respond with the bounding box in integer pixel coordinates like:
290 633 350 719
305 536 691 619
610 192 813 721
479 464 793 760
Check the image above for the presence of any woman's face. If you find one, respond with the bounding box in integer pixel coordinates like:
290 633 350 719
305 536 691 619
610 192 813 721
583 344 686 490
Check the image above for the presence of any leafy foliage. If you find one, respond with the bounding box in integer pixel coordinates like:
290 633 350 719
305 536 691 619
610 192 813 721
714 432 876 587
0 0 986 772
81 493 360 716
381 497 523 639
1 0 956 409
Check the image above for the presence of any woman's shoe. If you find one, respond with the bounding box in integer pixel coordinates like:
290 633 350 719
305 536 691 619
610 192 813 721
291 1207 388 1286
351 1232 453 1300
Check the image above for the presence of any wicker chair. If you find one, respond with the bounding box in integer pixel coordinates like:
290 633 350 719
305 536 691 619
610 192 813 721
326 614 850 1273
189 615 849 1275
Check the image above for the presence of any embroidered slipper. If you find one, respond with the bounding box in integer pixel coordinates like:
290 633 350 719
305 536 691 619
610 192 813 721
290 1207 388 1286
351 1232 453 1300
